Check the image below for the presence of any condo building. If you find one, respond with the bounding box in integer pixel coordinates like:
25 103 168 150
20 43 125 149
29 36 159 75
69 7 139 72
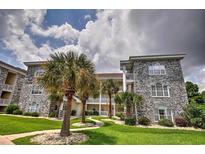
0 60 26 112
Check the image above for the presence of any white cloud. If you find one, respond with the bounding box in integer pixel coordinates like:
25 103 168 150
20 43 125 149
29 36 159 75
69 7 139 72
84 14 91 21
1 10 205 91
30 22 79 43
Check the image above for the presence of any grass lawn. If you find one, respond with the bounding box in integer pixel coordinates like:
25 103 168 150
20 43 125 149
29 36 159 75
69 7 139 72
13 121 205 145
0 115 95 135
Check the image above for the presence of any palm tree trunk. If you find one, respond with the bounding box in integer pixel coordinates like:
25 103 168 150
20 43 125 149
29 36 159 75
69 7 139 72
135 105 138 124
60 89 74 137
82 100 86 123
109 93 112 119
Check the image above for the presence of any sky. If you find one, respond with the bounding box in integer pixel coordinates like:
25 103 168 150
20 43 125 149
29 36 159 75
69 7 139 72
0 9 205 91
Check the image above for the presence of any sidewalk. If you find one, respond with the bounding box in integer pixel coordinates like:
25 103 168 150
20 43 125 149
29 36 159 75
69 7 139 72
0 136 14 145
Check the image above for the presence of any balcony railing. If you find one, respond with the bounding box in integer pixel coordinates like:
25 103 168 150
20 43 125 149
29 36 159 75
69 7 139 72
87 97 115 104
126 73 134 81
3 84 14 92
0 99 10 106
100 111 108 116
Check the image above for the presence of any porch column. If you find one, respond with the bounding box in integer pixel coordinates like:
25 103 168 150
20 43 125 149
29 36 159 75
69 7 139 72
113 102 116 116
99 84 102 116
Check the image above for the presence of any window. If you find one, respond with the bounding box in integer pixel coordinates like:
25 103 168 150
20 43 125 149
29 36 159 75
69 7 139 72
28 102 39 112
154 108 173 122
151 83 169 97
31 85 43 95
34 69 44 77
149 64 166 75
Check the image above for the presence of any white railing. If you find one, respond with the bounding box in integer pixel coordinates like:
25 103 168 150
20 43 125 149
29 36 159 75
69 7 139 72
87 97 115 104
100 111 108 116
0 99 10 106
3 84 14 92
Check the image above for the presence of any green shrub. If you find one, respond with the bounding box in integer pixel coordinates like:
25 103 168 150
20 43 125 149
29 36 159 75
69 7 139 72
158 119 174 127
125 118 136 126
138 117 151 126
49 112 58 117
13 109 23 115
183 102 205 129
85 110 93 116
23 112 32 116
23 112 39 117
71 110 77 116
93 110 99 115
31 112 39 117
175 117 189 127
116 112 125 121
5 104 19 114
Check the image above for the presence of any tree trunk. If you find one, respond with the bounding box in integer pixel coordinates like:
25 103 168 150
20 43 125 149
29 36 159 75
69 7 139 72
82 99 86 123
108 93 112 119
60 89 74 137
135 105 138 124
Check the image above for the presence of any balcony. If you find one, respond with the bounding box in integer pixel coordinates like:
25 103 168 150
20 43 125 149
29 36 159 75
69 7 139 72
3 84 14 92
0 99 10 106
87 97 115 104
126 73 134 82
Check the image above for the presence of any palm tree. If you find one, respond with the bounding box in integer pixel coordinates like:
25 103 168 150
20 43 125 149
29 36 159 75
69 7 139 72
76 70 99 123
38 51 95 137
101 79 119 118
114 92 143 123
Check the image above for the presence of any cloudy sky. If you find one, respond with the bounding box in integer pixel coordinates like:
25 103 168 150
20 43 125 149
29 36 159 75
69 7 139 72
0 9 205 91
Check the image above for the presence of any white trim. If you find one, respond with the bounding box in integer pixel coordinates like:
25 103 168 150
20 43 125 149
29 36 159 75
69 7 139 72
151 84 170 97
154 107 174 122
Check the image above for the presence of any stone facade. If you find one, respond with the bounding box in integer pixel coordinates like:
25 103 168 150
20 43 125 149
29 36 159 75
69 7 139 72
121 54 188 123
18 64 50 116
0 60 26 111
19 62 83 117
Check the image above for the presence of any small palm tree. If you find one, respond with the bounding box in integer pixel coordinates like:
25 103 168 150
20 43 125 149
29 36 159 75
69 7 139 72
76 70 99 123
114 92 143 123
38 51 95 137
101 79 119 118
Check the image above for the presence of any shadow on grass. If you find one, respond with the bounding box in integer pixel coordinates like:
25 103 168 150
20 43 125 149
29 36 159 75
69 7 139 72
81 131 117 145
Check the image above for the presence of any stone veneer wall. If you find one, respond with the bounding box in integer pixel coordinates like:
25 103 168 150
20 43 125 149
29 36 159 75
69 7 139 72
0 66 25 105
133 59 188 122
0 67 7 96
19 83 50 116
11 74 25 104
18 65 50 116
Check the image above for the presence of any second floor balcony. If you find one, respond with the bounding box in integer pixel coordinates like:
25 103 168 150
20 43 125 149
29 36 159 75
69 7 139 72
2 84 14 92
87 97 115 104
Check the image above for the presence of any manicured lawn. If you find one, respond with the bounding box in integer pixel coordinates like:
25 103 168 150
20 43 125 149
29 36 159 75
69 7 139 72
13 120 205 145
0 115 95 135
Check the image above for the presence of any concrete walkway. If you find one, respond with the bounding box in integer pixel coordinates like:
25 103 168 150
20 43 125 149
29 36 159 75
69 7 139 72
0 136 14 145
0 117 104 144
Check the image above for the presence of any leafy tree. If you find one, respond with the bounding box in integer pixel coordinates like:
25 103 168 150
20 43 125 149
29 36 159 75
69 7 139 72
185 81 199 99
183 101 205 129
38 51 94 137
76 70 99 123
101 79 120 118
114 92 143 123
